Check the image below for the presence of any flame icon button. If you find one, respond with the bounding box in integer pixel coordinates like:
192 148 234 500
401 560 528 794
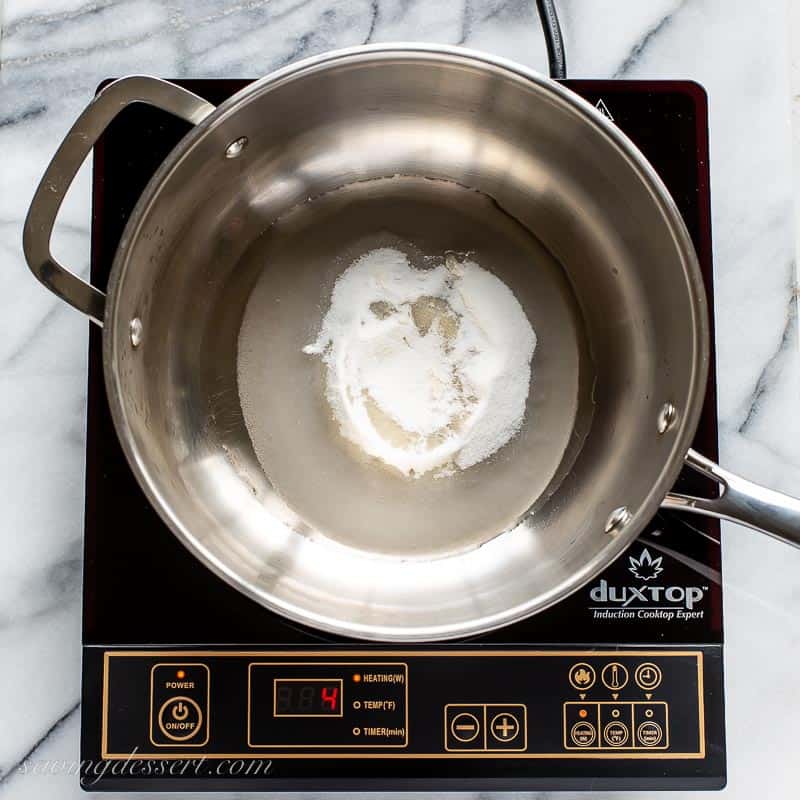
568 663 596 691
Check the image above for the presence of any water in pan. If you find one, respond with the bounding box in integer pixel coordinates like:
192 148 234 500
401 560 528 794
236 176 594 558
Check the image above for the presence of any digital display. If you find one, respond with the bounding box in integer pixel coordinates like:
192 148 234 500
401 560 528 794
273 679 343 717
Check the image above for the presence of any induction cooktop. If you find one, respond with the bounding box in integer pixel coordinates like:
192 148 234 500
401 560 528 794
79 79 725 791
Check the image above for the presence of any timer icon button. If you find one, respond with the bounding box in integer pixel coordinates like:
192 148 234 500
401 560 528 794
158 696 203 742
634 663 662 691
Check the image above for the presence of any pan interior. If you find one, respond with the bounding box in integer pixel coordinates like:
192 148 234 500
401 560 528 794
106 50 705 638
235 175 594 558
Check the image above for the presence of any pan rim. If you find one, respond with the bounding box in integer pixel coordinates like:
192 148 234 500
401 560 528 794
102 43 711 641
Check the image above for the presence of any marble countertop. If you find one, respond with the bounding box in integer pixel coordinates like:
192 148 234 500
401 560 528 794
1 0 798 797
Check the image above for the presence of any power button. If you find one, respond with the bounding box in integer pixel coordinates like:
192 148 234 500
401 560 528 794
150 663 209 747
157 696 203 741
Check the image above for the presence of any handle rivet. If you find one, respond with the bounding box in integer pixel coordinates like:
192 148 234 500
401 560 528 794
225 136 248 159
657 402 677 435
129 317 143 348
605 506 632 535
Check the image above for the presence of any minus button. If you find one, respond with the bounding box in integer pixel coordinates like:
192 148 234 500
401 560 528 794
449 712 481 743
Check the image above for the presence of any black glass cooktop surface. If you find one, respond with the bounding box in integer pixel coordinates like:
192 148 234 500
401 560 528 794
80 79 725 791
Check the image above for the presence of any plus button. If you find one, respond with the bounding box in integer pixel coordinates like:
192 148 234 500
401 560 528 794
491 712 519 742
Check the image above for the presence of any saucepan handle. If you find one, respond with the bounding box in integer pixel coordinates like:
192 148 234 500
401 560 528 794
662 448 800 548
23 76 216 326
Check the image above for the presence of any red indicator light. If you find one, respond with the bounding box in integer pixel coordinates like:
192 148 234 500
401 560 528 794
579 709 588 719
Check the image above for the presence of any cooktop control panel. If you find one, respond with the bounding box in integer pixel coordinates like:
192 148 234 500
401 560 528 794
98 650 706 759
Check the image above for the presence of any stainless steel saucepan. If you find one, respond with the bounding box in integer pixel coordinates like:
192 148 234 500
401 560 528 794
23 45 800 641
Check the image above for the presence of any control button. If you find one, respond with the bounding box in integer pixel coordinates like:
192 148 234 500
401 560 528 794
633 701 669 749
637 721 663 747
485 704 526 751
445 704 525 751
490 712 519 743
603 720 629 748
150 663 210 747
157 696 203 741
451 712 481 743
634 662 662 691
569 662 596 690
444 705 484 750
563 701 600 750
570 721 597 747
601 662 628 691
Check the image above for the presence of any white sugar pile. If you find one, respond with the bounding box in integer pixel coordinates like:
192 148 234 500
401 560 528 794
303 247 536 477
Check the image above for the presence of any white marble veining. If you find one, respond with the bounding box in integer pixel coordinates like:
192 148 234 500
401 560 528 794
0 0 799 797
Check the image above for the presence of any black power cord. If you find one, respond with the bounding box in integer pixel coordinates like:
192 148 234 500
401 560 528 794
535 0 566 79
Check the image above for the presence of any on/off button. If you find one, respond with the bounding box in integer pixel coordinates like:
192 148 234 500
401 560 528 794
150 663 210 747
158 696 203 741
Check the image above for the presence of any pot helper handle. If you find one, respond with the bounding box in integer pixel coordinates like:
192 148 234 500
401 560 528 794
23 76 216 326
663 449 800 548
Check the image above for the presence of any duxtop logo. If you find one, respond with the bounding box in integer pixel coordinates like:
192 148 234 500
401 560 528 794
628 548 663 581
588 545 708 622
